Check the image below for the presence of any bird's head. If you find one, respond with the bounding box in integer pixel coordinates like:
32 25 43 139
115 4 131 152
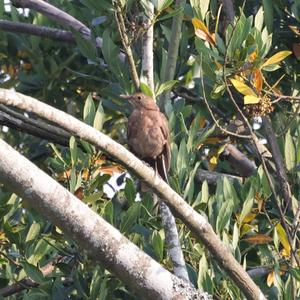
120 92 159 111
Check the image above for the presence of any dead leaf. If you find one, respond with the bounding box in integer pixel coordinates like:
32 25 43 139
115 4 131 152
244 234 273 244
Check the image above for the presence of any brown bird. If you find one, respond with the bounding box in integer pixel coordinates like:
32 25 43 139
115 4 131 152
121 92 171 189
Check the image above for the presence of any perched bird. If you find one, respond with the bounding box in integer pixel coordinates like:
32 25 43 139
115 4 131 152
121 92 171 189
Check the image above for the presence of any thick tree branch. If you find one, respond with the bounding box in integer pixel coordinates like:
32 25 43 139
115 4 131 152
0 20 75 43
141 2 154 92
0 88 265 300
221 0 235 23
0 105 71 146
159 201 189 281
160 0 185 109
10 0 105 48
0 139 208 300
196 169 242 184
262 117 292 211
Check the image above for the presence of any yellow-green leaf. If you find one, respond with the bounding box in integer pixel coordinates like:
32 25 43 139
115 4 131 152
192 18 216 45
244 95 261 104
262 51 292 67
192 18 209 34
275 223 291 256
230 78 257 96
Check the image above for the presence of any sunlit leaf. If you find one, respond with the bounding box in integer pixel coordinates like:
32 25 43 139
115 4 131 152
289 268 300 281
240 224 254 237
69 136 77 167
267 270 275 287
156 80 177 96
192 18 216 46
83 93 96 126
275 223 291 256
93 101 105 131
262 51 292 67
244 95 261 104
285 130 296 171
252 69 263 92
140 82 154 98
25 223 40 243
230 78 257 97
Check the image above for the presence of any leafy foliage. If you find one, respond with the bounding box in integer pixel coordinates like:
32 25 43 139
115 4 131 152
0 0 300 299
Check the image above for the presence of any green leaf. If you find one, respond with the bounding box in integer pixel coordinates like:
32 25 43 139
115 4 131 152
154 0 173 11
93 101 105 131
49 143 67 165
183 162 200 201
201 181 209 204
151 230 164 261
79 0 113 11
69 136 78 167
21 261 44 284
156 80 177 96
239 187 254 223
223 177 239 207
177 139 188 175
285 130 296 171
255 6 264 31
30 239 50 265
72 29 97 62
25 223 40 243
197 254 208 289
232 222 239 251
124 179 136 206
90 267 103 299
120 203 141 234
289 268 300 281
104 201 114 224
178 112 189 136
262 0 273 33
83 93 96 126
216 199 234 233
140 82 154 98
157 7 184 22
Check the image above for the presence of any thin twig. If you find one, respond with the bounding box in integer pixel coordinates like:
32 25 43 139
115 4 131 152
199 58 251 139
114 1 140 90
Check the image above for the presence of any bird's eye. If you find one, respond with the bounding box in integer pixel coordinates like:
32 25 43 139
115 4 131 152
137 96 142 100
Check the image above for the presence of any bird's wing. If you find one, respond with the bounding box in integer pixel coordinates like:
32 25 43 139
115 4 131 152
160 113 171 172
127 110 139 140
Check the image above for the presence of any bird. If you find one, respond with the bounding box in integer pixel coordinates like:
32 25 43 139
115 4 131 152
121 92 171 190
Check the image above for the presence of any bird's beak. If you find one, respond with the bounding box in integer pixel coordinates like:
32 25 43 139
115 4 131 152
120 94 132 100
120 94 135 107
